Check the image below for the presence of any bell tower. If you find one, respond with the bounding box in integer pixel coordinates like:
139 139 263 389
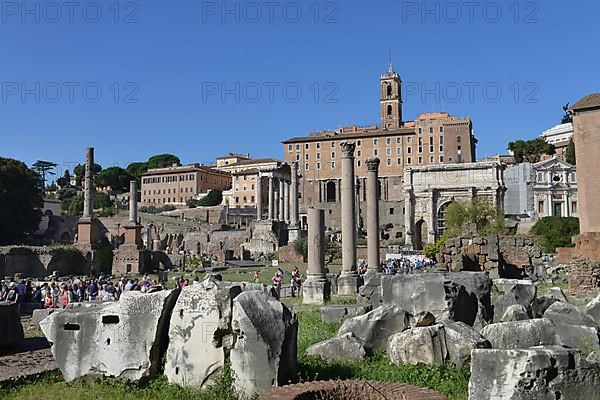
380 63 402 129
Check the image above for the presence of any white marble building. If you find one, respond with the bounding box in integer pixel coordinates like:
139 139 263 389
532 156 577 218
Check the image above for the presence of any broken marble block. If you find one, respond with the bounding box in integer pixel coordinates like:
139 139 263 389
230 290 298 398
164 279 242 389
469 347 600 400
39 290 178 383
388 324 448 367
337 305 410 350
305 332 372 362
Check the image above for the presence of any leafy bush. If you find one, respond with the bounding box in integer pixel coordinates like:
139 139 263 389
531 216 580 253
199 190 223 207
293 237 308 262
445 198 505 237
423 234 448 261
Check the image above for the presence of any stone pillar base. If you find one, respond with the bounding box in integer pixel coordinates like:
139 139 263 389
302 276 331 305
288 227 300 243
337 273 359 296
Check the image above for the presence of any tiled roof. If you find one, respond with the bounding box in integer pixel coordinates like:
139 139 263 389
570 93 600 111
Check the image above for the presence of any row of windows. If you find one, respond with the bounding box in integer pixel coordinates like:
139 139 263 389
304 155 446 171
143 187 194 195
417 126 445 134
295 145 447 162
144 197 191 204
288 135 453 153
235 196 255 204
142 174 196 184
235 184 256 192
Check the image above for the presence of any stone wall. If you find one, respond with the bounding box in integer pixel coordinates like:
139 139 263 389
439 235 543 279
0 246 90 279
567 257 600 298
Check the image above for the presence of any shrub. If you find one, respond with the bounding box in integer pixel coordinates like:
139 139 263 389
531 216 580 253
423 234 449 261
293 237 308 262
445 198 505 236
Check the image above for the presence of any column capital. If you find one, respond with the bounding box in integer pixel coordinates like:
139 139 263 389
366 157 380 172
340 141 356 158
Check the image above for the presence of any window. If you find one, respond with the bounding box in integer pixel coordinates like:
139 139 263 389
386 138 391 145
288 144 292 152
357 150 362 157
407 147 412 154
305 154 309 160
407 137 412 144
407 157 412 164
397 157 402 165
386 148 391 156
418 137 423 145
357 160 361 167
305 163 309 170
572 201 578 214
387 158 391 166
440 156 444 162
296 154 300 161
373 138 378 145
440 126 444 132
418 146 423 153
429 137 434 145
429 156 435 163
457 145 462 151
440 145 444 152
331 141 336 148
305 143 309 150
390 208 394 215
418 156 423 164
317 162 321 170
430 145 434 153
538 201 545 214
387 104 392 116
296 144 300 150
331 151 336 158
316 153 321 160
331 161 336 169
418 128 422 134
429 127 433 134
440 136 444 144
316 142 321 149
357 140 361 146
457 136 462 143
396 147 401 154
374 149 379 156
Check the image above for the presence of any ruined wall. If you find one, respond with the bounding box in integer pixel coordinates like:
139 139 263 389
0 246 90 279
567 257 600 298
439 235 543 279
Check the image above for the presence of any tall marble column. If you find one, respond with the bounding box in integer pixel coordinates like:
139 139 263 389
303 207 330 304
283 180 290 223
366 158 380 274
129 180 138 224
268 176 274 220
256 174 263 220
338 141 359 295
290 163 299 226
279 179 285 222
82 147 95 219
274 181 280 221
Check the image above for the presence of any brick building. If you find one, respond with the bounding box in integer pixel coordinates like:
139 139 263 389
281 66 477 231
141 164 231 205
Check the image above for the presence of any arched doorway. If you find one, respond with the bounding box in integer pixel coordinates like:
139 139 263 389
326 181 336 203
436 202 453 239
414 219 428 250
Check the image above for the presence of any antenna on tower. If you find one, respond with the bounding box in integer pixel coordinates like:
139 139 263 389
388 48 393 73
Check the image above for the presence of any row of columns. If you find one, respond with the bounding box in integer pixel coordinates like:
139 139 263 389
256 162 300 226
305 141 381 300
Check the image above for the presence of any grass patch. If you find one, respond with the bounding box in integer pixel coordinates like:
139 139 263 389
297 312 469 400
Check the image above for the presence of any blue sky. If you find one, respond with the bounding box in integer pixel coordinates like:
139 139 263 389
1 0 598 176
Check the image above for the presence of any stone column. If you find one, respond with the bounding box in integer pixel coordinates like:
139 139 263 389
303 208 330 304
289 163 300 241
283 180 290 223
338 141 359 295
268 176 274 220
256 174 262 220
279 179 285 222
366 158 380 274
82 147 95 219
273 181 280 221
129 180 138 224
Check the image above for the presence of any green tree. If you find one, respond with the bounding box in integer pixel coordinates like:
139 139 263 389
74 163 102 186
565 139 576 165
31 160 58 189
531 216 580 253
126 162 148 178
95 166 133 193
60 192 114 216
445 198 505 236
0 158 43 244
198 190 223 206
147 154 181 169
561 103 573 124
56 169 71 187
57 185 79 201
508 138 556 163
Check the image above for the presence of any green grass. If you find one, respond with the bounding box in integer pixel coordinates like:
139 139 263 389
3 306 468 400
296 312 470 400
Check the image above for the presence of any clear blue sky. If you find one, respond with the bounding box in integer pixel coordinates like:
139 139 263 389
1 0 598 176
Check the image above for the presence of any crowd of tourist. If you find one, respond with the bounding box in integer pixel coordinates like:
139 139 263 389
380 255 434 275
0 275 167 309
